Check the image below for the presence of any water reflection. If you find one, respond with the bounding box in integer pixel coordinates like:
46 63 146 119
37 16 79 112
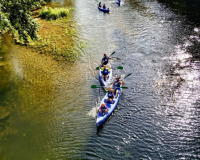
155 26 200 159
0 26 93 159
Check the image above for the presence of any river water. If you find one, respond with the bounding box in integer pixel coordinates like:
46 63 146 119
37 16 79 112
0 0 200 159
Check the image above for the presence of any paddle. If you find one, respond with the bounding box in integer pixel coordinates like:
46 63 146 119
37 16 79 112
121 73 132 81
95 51 116 70
91 85 128 89
95 65 123 70
111 73 132 87
109 51 115 57
102 74 132 93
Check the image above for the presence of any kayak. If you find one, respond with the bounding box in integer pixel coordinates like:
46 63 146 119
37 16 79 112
98 6 110 13
116 0 121 6
99 63 112 88
96 86 122 127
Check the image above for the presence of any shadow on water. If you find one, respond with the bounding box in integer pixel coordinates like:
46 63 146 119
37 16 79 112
157 0 200 23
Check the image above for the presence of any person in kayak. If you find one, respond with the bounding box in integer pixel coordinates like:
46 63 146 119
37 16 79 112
101 65 110 81
112 77 125 98
99 2 102 8
97 103 108 114
106 87 114 104
101 54 111 66
103 4 106 9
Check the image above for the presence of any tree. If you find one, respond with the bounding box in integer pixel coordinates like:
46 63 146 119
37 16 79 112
0 0 48 43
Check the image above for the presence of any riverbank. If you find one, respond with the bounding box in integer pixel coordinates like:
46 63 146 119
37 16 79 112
1 3 83 63
30 7 81 62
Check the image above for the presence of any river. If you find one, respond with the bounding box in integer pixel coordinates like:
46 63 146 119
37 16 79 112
0 0 200 159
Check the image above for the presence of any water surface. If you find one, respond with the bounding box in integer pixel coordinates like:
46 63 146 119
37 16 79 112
0 0 200 159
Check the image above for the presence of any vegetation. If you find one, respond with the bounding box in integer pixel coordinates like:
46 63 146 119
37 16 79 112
40 7 70 20
0 0 50 43
0 1 84 62
28 9 85 63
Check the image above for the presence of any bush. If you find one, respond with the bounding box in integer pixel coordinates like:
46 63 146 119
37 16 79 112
0 0 44 42
40 7 69 20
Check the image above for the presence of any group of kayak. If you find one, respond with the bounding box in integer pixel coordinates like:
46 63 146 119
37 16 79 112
98 0 121 13
95 53 125 127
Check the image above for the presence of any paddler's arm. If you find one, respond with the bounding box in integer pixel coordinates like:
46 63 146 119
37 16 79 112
120 80 125 85
112 81 115 86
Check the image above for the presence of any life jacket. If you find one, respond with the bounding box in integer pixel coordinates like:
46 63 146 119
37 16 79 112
102 57 108 64
103 5 106 9
100 106 108 112
103 68 109 75
99 4 101 7
114 80 120 87
108 91 114 98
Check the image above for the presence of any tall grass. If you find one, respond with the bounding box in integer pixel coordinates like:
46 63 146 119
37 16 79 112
40 7 70 20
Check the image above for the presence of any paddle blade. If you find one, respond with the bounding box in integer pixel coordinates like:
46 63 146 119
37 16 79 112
124 73 132 79
91 85 100 88
109 51 115 57
104 90 108 93
95 67 100 70
121 86 128 89
117 66 123 69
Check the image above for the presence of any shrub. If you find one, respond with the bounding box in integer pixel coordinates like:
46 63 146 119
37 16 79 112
0 0 44 42
40 7 69 20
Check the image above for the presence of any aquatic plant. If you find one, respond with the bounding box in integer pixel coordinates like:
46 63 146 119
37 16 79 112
40 7 70 20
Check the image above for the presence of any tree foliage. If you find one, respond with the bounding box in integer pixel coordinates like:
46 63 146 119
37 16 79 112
0 0 49 42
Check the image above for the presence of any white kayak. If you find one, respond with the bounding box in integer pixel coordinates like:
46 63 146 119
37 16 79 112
99 63 112 88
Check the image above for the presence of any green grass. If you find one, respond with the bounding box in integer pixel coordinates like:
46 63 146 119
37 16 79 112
40 7 70 20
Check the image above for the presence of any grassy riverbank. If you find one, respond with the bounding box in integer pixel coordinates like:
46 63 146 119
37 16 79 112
10 6 84 63
26 7 83 63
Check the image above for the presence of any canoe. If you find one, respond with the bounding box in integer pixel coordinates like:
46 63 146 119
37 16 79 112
96 86 122 127
99 63 112 88
116 0 120 6
98 6 110 13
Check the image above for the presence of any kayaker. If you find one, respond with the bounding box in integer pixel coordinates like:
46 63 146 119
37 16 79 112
97 103 108 114
101 54 111 66
103 4 106 9
106 87 114 104
102 65 110 81
112 77 125 98
99 2 102 8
